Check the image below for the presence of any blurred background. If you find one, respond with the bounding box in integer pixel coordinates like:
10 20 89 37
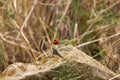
0 0 120 73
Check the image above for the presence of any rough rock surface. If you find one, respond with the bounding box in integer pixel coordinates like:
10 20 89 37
0 45 118 80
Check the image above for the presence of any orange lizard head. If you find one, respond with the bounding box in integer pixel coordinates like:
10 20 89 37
53 38 60 45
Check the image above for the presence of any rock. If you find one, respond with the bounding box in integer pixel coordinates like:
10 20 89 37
0 45 118 80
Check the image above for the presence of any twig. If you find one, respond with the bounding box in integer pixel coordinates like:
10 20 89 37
88 1 120 24
81 25 109 36
109 74 120 80
39 17 51 44
19 0 38 61
20 0 38 44
39 2 68 6
53 0 72 38
0 33 41 61
83 1 120 40
76 32 120 48
70 25 109 42
100 1 120 14
0 33 39 54
79 0 97 41
13 0 17 10
74 23 78 39
39 37 48 56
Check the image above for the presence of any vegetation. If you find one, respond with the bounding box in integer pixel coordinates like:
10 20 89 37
0 0 120 79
